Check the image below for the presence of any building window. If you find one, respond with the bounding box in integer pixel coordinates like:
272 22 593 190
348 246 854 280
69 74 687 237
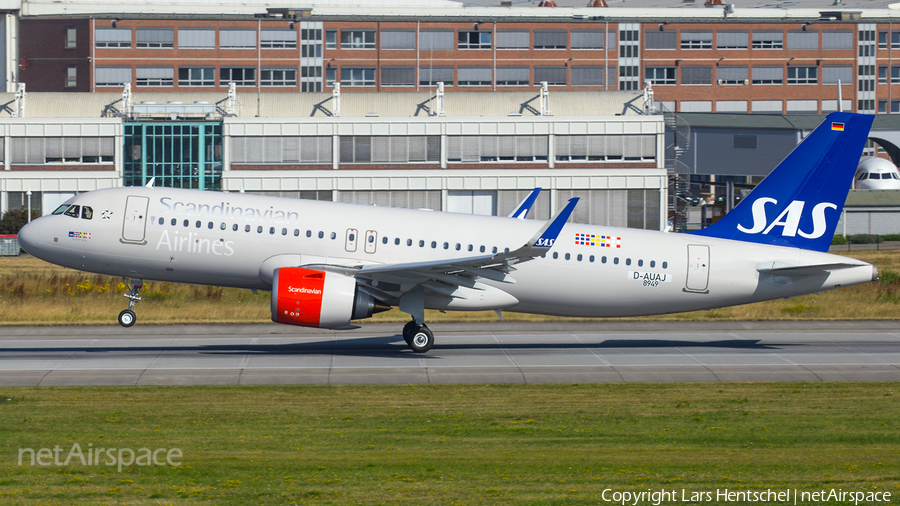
496 67 529 86
752 31 783 49
879 65 887 84
231 136 333 164
681 32 712 50
261 29 297 49
572 30 605 49
95 28 131 48
534 67 566 86
496 31 529 49
787 31 818 50
341 67 375 86
339 136 439 164
822 31 853 50
458 67 491 86
420 31 453 50
220 67 255 87
447 135 548 163
325 67 336 86
381 67 414 86
787 66 817 84
381 30 415 50
644 31 676 50
136 67 174 87
65 27 77 49
877 31 900 49
340 30 375 49
261 67 297 87
571 66 606 86
752 66 783 85
96 66 131 87
681 66 712 85
419 67 453 86
822 65 852 85
178 67 215 87
458 31 490 49
646 67 676 85
326 29 337 49
65 67 77 88
11 137 115 165
136 28 174 48
893 100 900 114
619 45 638 58
733 134 757 149
717 66 748 85
716 31 748 49
178 29 215 49
555 135 655 162
220 29 256 49
534 31 566 49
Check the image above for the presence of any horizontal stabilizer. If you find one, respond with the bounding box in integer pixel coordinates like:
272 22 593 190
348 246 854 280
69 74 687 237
756 262 864 276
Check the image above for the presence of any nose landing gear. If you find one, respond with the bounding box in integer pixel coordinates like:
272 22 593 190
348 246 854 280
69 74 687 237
118 278 143 328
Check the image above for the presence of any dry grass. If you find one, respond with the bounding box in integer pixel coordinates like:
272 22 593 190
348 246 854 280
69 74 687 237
1 250 900 325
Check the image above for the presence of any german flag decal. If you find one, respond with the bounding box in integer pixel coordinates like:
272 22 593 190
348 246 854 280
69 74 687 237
832 122 845 131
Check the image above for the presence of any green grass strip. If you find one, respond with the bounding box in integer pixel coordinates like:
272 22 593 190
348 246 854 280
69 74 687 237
1 383 899 505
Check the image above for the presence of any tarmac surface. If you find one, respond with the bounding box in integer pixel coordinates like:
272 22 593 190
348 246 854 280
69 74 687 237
1 321 899 386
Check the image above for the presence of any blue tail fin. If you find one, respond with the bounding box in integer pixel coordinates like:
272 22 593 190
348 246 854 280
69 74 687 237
691 112 874 251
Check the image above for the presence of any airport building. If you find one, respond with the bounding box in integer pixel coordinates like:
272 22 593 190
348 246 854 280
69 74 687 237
0 88 668 231
2 0 900 116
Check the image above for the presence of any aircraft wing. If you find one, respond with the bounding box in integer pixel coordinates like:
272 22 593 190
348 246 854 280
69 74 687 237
507 187 542 219
302 198 579 302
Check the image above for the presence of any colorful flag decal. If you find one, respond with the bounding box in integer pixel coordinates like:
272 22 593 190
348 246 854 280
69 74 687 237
68 231 91 240
575 233 621 248
832 122 845 132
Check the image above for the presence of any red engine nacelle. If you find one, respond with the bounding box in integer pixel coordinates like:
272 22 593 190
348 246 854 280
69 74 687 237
271 267 387 329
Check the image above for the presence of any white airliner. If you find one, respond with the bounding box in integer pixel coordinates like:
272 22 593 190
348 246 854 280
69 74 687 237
17 112 878 353
854 157 900 190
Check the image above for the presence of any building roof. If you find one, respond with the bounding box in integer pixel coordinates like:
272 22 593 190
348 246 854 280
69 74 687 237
14 0 900 20
845 189 900 206
0 90 646 118
675 113 900 131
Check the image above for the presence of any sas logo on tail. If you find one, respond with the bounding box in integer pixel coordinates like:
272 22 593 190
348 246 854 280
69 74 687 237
736 198 837 239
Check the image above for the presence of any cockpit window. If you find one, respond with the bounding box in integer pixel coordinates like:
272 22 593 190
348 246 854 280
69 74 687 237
859 173 868 180
63 205 80 218
52 204 70 215
82 206 93 220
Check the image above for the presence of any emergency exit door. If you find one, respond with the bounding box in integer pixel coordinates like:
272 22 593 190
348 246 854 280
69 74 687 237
685 244 710 293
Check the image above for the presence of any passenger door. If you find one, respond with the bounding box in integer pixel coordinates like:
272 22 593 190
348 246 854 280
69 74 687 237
121 196 149 244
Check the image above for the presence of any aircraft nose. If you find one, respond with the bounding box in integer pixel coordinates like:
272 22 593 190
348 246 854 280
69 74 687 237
16 219 41 255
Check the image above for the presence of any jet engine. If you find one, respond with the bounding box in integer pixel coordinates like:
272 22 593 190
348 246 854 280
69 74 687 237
271 267 388 329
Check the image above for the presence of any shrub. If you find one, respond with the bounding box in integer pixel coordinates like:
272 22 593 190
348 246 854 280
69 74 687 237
880 234 900 242
831 235 848 245
849 234 878 244
0 209 43 235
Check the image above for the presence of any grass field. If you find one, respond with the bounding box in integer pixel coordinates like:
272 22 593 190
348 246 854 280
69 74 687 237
2 250 900 325
1 383 898 505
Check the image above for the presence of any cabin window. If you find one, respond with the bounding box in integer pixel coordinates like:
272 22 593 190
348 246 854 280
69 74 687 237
456 243 461 251
157 217 164 225
245 225 251 232
577 254 583 261
589 255 594 262
626 258 632 266
171 218 177 226
318 231 324 239
553 252 559 259
330 232 336 240
662 261 668 269
638 259 643 267
233 224 238 231
601 256 607 263
196 221 201 228
184 220 190 227
468 244 473 252
220 222 226 230
565 253 571 260
294 229 299 236
431 241 437 248
614 257 619 265
443 242 449 249
407 239 412 246
269 227 275 234
650 260 656 268
258 226 264 233
419 240 425 247
208 222 214 229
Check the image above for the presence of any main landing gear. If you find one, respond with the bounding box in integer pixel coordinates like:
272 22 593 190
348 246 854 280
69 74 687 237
402 320 434 353
118 278 143 328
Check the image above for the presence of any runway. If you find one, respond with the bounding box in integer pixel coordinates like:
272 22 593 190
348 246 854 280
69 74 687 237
1 321 899 386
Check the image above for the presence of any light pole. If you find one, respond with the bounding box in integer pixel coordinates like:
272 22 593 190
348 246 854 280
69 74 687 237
26 190 31 222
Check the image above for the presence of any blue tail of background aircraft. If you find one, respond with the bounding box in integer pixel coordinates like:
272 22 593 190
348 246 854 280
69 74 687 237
691 112 875 252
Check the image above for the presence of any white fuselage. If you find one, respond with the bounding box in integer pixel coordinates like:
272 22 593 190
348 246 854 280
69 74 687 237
21 187 876 318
